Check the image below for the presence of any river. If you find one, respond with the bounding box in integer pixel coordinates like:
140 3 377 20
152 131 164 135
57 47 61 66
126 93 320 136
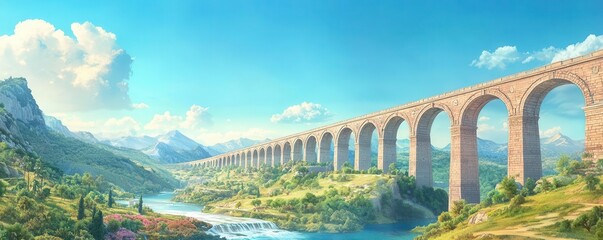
126 192 434 240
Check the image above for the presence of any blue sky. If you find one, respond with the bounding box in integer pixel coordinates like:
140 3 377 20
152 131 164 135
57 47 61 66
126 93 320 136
0 1 601 146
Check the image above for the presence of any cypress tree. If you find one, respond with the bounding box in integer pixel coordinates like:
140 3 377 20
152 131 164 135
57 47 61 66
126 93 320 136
77 195 85 220
92 204 97 219
138 195 143 215
89 209 105 240
108 189 113 208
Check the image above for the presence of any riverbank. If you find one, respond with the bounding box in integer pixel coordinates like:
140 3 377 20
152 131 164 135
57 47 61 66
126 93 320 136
139 191 436 239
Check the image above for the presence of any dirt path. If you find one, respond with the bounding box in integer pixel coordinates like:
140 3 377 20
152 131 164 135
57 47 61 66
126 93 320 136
474 213 571 240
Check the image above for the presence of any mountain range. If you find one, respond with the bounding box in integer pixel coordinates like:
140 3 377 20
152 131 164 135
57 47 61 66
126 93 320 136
43 110 265 164
0 78 176 192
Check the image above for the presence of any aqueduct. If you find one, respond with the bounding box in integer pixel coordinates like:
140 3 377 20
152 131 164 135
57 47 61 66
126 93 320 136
186 50 603 206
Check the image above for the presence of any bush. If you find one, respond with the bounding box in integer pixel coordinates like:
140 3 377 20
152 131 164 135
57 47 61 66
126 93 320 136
107 219 121 233
558 219 572 232
584 174 600 191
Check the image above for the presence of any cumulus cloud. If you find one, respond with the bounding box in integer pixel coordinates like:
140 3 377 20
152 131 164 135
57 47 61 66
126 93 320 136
144 105 212 134
478 116 490 122
522 46 557 63
271 102 332 123
478 34 603 69
132 103 149 109
550 34 603 62
470 46 520 69
540 126 562 138
0 19 133 112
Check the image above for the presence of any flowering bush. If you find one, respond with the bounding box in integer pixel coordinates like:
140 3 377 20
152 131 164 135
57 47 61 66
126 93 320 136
105 214 206 237
105 228 136 240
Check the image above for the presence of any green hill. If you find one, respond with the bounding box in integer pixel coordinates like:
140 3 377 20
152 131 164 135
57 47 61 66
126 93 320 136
415 158 603 240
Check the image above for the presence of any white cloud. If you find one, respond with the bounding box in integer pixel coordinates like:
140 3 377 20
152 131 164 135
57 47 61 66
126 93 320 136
524 34 603 64
132 103 149 109
144 104 212 134
540 126 562 138
478 116 490 122
470 46 520 69
0 19 133 113
271 102 332 123
522 46 557 63
550 34 603 62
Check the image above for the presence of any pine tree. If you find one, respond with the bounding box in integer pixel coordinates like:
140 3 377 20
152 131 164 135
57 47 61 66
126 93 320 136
92 205 97 219
108 189 114 208
77 195 85 220
138 195 143 215
89 209 105 240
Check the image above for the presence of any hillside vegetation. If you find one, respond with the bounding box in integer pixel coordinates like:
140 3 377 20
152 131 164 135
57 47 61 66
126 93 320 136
171 162 446 232
415 156 603 240
0 142 222 239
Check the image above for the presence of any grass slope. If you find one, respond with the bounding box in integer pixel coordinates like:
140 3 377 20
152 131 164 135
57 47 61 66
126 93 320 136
21 125 175 193
429 176 603 240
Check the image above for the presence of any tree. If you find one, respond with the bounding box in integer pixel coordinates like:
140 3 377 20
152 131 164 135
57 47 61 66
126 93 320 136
524 178 536 196
0 223 33 240
496 176 518 200
138 195 143 215
82 172 95 192
388 163 397 175
235 201 242 209
88 210 105 240
108 189 114 208
77 195 85 220
0 180 5 198
251 199 262 207
585 174 600 191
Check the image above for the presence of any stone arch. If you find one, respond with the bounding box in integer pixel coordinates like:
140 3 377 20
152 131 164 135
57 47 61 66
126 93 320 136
293 138 303 162
520 72 593 116
274 144 282 166
253 150 259 168
460 90 514 127
283 142 292 164
259 148 266 167
318 131 334 163
246 151 252 168
236 153 241 166
266 146 273 167
412 103 454 188
511 72 593 184
305 135 318 163
335 126 355 170
356 121 379 170
380 113 411 173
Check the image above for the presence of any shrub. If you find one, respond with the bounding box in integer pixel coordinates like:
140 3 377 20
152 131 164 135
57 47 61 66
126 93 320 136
558 219 572 232
584 174 600 191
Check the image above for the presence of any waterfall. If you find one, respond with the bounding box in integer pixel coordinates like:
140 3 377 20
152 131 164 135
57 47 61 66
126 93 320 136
208 221 280 235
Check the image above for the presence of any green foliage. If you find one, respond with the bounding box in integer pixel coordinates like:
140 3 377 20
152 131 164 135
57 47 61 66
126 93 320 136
108 189 114 208
524 178 536 196
573 206 603 232
558 219 572 232
20 126 174 193
138 195 144 215
88 210 105 240
584 174 600 191
0 223 34 240
121 219 143 232
251 199 262 207
0 179 5 197
496 176 518 200
77 195 85 220
107 219 121 233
